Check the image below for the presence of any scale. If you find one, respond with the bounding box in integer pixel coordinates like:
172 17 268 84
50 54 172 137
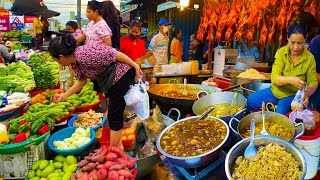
161 151 227 180
213 48 238 76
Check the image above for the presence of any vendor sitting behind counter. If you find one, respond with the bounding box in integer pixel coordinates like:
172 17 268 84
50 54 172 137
247 23 318 115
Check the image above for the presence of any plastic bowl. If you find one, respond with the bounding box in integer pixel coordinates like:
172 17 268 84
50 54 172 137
75 93 104 112
68 114 106 131
100 126 136 149
48 127 96 156
0 101 29 121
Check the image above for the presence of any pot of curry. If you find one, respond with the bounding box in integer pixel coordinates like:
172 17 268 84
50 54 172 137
229 111 305 142
148 84 221 115
156 116 229 168
192 92 247 123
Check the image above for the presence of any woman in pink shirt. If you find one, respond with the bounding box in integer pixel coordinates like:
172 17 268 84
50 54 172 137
49 34 142 150
76 0 112 46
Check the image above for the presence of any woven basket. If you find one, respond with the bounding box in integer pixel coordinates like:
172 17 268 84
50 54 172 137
0 131 50 154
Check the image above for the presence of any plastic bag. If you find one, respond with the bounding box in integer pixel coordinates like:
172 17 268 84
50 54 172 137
291 89 304 111
289 109 314 123
126 81 150 120
124 81 143 106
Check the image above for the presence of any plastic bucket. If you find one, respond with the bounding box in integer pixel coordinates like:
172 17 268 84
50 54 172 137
294 137 320 179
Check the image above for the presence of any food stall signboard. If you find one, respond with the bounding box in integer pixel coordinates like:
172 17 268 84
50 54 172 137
24 16 35 29
0 10 10 32
157 1 179 12
10 16 24 30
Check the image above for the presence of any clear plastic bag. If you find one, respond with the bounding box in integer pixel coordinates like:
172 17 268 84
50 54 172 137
291 89 304 111
124 81 143 106
126 81 150 120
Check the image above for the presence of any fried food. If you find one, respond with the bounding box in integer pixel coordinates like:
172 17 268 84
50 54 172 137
237 68 267 79
232 144 302 180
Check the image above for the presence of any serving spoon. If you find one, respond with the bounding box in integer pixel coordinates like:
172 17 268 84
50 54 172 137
260 101 269 135
181 107 214 131
228 92 238 115
182 78 188 96
244 119 257 158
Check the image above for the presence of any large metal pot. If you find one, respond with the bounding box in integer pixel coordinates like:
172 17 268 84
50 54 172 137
156 116 229 168
240 82 271 98
229 111 305 142
148 84 221 115
225 136 307 180
192 92 247 124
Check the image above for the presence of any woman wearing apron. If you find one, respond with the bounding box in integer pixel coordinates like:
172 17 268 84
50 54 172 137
49 34 142 150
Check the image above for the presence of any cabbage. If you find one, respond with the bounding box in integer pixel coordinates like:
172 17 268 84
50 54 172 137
53 127 91 150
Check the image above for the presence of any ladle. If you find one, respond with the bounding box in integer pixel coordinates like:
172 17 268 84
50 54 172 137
244 119 257 158
260 101 269 135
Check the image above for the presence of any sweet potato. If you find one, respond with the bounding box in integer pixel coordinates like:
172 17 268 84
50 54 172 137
86 154 105 163
82 162 99 172
89 169 98 177
97 169 108 180
104 161 116 169
94 146 103 154
79 172 89 180
116 158 127 165
126 158 137 169
78 159 90 168
109 163 126 171
124 167 129 171
96 164 105 169
106 152 118 161
119 176 125 180
124 178 129 180
108 170 119 180
100 148 108 156
73 170 84 179
91 174 98 180
117 169 133 178
108 146 129 160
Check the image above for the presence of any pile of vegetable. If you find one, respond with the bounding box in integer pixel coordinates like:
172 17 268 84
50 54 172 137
28 54 59 91
122 127 136 142
12 42 23 51
42 53 55 62
27 155 78 180
31 89 65 105
0 92 30 112
0 112 52 145
66 81 100 107
73 109 103 128
3 30 26 38
53 127 91 150
10 101 74 125
0 64 5 75
73 146 137 180
0 62 35 92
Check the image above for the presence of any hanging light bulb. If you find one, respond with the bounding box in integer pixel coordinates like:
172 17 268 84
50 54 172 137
180 0 189 7
180 7 184 11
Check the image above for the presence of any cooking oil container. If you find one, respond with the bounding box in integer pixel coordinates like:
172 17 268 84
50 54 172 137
191 60 199 75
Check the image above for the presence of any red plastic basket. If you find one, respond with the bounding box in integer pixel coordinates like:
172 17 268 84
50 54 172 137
75 93 104 112
27 87 36 94
100 126 136 149
0 101 28 114
55 110 74 124
131 168 138 180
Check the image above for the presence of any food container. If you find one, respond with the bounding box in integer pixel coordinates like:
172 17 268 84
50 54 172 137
229 111 305 142
75 93 104 112
67 114 106 131
148 84 221 115
225 135 307 179
156 116 229 168
240 82 271 98
48 127 96 156
99 126 136 149
191 60 199 74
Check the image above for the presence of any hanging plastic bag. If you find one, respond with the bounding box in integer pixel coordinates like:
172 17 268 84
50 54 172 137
291 89 304 111
124 81 144 106
126 80 150 120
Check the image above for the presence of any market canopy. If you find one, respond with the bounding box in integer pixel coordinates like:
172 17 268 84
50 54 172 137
11 0 60 18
